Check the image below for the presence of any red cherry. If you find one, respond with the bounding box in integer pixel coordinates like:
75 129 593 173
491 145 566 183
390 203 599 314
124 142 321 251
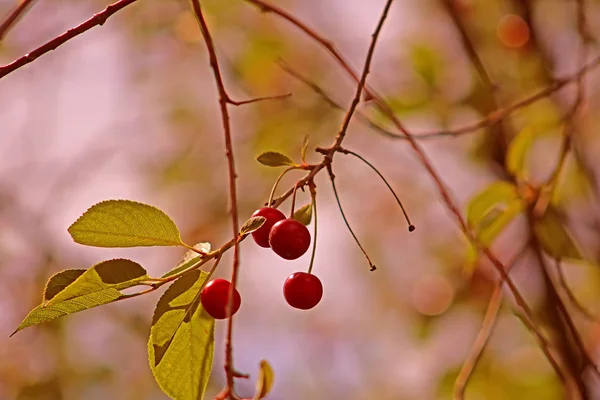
283 272 323 310
201 279 241 319
269 219 311 260
250 207 286 248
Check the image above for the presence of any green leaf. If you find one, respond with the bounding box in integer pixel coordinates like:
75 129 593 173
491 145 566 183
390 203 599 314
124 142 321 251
467 182 521 228
256 151 295 167
13 259 148 335
506 127 537 179
162 242 211 279
253 360 275 400
240 216 266 236
534 206 585 261
68 200 184 248
293 203 312 226
148 270 214 400
464 182 525 273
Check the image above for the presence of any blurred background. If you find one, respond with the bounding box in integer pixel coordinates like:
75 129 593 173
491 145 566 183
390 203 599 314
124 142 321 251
2 0 600 398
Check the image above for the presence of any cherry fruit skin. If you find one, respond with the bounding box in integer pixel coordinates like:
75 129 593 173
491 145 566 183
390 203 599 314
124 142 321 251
284 272 323 310
251 207 286 248
269 219 311 260
201 279 241 320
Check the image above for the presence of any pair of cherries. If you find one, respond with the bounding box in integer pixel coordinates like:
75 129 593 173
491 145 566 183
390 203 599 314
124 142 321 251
200 207 323 320
201 271 322 319
250 207 310 260
251 207 323 310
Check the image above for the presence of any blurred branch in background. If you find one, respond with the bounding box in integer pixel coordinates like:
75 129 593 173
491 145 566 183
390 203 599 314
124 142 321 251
454 241 530 399
0 0 37 41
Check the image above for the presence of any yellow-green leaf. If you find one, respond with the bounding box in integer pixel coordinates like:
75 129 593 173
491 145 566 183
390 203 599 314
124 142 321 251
148 270 214 400
46 259 148 306
240 216 266 236
13 259 148 336
534 206 585 261
256 151 295 167
293 203 312 226
253 360 275 400
162 242 211 279
467 182 520 228
506 126 537 179
68 200 183 248
464 182 525 273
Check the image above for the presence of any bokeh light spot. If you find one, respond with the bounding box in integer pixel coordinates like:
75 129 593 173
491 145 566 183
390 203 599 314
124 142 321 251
497 14 530 49
411 274 454 316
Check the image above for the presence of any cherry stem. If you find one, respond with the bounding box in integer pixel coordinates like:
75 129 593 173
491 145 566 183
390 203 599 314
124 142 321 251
267 166 296 207
326 164 377 271
290 182 300 217
340 148 414 232
307 183 318 275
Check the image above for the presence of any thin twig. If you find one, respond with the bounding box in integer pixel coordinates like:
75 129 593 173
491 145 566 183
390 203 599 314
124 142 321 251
228 93 291 106
0 0 139 79
338 147 414 231
190 1 241 396
326 164 376 271
454 242 530 399
307 181 318 275
0 0 36 41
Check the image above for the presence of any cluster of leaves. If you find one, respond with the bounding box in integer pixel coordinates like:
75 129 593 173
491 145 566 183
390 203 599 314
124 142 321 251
465 126 586 273
13 200 274 400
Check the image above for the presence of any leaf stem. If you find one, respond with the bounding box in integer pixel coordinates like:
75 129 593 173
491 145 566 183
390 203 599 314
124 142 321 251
307 182 318 275
290 182 300 217
268 166 296 207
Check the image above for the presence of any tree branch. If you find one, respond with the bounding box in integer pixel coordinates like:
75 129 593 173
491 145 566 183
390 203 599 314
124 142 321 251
0 0 139 80
190 1 241 397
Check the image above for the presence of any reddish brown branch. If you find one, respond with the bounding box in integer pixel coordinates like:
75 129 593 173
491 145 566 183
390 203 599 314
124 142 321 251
0 0 139 79
190 0 241 396
228 93 291 106
0 0 36 41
